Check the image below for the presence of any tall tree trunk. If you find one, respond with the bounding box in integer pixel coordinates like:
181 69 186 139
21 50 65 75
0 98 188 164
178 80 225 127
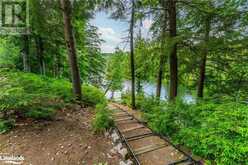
197 16 211 98
53 44 62 78
156 54 166 98
156 0 167 99
136 20 142 94
60 0 82 100
22 35 30 72
136 78 142 93
168 0 178 101
53 53 58 77
130 0 136 109
35 36 45 75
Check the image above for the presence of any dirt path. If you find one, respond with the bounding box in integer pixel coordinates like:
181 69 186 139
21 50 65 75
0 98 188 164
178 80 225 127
109 103 201 165
0 106 120 165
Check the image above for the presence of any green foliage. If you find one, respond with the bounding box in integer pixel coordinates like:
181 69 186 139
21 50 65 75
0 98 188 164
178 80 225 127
0 68 107 115
143 99 248 165
105 49 126 92
92 103 114 134
25 107 56 120
0 1 104 81
0 1 247 164
82 85 106 106
121 92 160 111
0 69 73 118
134 39 161 84
0 119 14 134
121 92 132 106
0 69 108 133
0 38 20 68
0 69 71 131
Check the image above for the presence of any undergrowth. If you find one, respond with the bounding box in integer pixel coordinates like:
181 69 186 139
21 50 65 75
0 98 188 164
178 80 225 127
124 95 248 165
0 69 106 133
82 85 106 106
92 103 114 134
24 107 57 120
0 119 14 133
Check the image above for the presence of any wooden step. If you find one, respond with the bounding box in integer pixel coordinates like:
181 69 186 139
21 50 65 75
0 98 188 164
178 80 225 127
126 132 153 140
168 158 193 165
121 125 145 133
127 133 154 142
114 113 130 118
111 109 123 113
116 120 139 125
134 143 168 156
110 104 199 165
115 117 133 122
114 112 127 115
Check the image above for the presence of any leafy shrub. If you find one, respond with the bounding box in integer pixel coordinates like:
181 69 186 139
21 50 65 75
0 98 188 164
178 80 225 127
139 96 162 112
0 119 14 133
0 69 76 132
25 107 56 120
0 39 20 68
92 103 114 134
0 69 73 110
0 69 107 133
121 92 147 109
82 85 106 106
11 72 73 102
45 78 74 102
0 87 29 117
121 92 131 105
144 99 248 165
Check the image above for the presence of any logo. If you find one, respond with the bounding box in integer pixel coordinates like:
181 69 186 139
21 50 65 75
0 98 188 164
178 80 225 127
0 0 29 35
0 153 24 164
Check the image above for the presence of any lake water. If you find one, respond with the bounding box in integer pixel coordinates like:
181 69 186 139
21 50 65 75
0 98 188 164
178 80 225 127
105 81 195 104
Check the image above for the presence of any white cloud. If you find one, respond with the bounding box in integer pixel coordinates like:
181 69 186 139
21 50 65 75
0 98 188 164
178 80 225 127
101 44 115 53
98 27 122 53
98 27 115 36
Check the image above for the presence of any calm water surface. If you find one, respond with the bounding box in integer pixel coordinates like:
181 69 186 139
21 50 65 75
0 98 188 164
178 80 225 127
105 81 195 104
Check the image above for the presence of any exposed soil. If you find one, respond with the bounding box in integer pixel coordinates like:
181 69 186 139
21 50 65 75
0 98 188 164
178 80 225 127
0 106 120 165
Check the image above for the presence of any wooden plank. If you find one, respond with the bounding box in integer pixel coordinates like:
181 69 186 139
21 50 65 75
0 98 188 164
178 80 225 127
134 143 168 156
127 133 154 142
116 120 139 125
114 112 127 115
115 117 133 122
113 112 127 115
168 158 192 165
111 109 123 113
121 125 145 133
114 113 130 117
126 132 153 140
111 104 199 165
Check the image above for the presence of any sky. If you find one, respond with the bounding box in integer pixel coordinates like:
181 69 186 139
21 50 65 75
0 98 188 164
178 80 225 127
90 12 152 53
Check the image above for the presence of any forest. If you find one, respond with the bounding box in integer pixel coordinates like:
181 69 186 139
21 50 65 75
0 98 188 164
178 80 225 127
0 0 248 165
